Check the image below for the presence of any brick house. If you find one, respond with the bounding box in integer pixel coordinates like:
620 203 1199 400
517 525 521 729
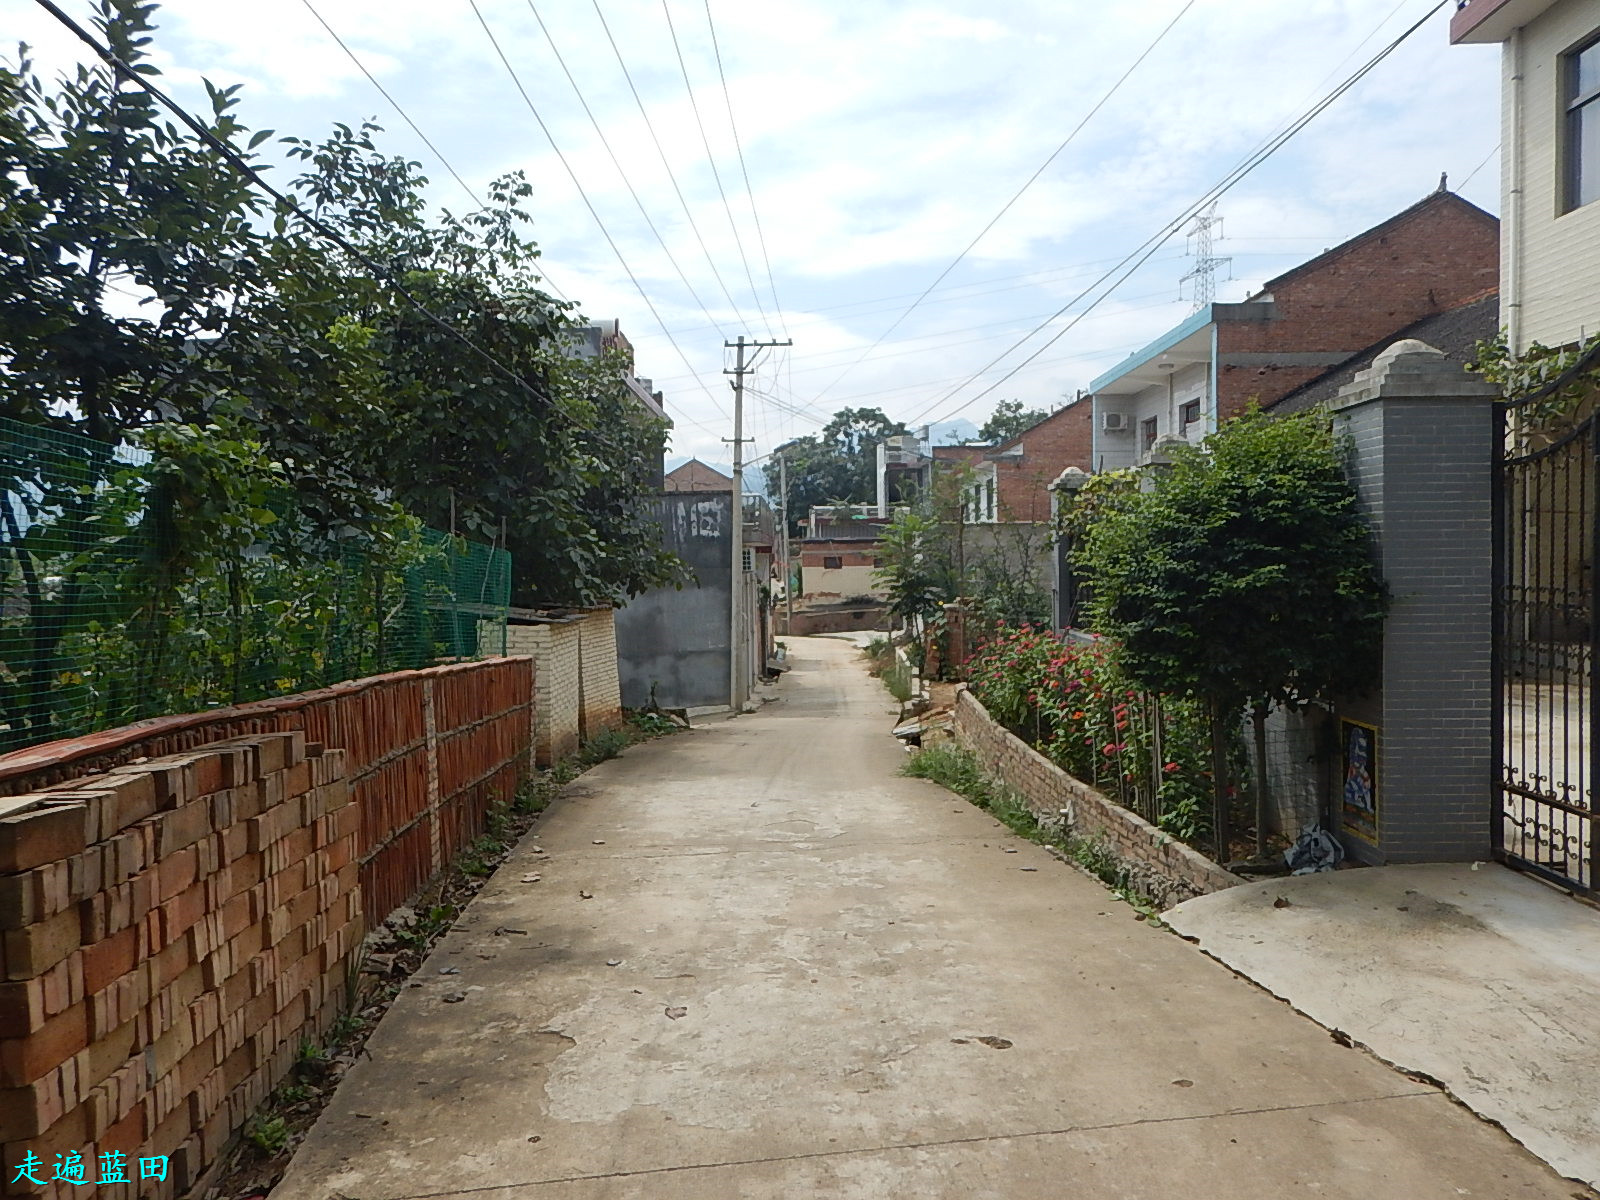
1089 190 1499 470
798 505 893 601
664 458 732 492
930 399 1093 525
1268 290 1500 416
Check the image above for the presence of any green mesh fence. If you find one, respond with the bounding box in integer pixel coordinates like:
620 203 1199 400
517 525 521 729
0 415 510 752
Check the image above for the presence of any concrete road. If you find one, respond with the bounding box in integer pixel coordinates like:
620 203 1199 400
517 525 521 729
272 638 1577 1200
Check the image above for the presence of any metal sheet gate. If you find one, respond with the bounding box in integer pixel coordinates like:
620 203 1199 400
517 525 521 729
1495 400 1598 894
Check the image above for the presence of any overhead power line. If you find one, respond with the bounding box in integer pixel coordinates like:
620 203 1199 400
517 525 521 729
31 0 578 419
522 0 731 342
661 0 772 336
703 0 784 330
296 0 571 305
807 0 1198 409
467 0 730 418
904 0 1452 430
590 0 751 330
1459 140 1501 191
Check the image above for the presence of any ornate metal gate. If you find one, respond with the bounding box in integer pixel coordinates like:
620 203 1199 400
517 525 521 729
1494 400 1598 894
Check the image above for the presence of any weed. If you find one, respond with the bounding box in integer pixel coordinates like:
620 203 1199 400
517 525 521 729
246 1115 291 1156
275 1084 312 1105
626 711 679 739
579 727 630 764
330 1012 363 1043
903 744 1162 916
457 834 503 878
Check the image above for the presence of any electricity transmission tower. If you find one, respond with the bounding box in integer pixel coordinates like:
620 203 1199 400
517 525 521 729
1180 202 1231 312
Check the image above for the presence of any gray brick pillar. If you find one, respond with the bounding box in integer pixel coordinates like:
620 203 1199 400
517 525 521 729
1330 339 1500 864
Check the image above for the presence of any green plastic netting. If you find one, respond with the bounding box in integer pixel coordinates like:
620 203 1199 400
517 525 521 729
0 415 509 752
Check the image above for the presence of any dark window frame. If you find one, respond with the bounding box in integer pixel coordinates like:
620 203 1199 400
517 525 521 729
1180 399 1202 427
1564 31 1600 213
1140 416 1159 453
822 555 843 570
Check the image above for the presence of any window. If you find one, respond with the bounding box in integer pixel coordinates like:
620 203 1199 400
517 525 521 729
1181 399 1202 428
1566 34 1600 211
1140 416 1159 454
742 548 754 572
823 555 842 570
964 466 1000 523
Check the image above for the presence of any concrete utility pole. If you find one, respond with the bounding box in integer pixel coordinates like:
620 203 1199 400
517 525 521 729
778 450 793 630
724 335 792 711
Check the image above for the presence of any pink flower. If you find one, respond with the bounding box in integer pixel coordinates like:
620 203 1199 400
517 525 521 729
1163 762 1180 773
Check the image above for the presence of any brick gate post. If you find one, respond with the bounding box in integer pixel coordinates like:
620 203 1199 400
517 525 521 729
1330 338 1501 863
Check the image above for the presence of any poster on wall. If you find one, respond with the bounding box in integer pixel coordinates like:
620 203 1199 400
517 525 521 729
1340 718 1379 842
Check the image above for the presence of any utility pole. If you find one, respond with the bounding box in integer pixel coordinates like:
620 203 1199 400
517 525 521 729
724 335 792 712
778 450 793 631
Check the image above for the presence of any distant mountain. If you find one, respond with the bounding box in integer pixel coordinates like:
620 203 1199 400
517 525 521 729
925 418 982 446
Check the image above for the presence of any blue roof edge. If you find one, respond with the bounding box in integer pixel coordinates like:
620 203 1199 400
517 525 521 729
1088 304 1215 393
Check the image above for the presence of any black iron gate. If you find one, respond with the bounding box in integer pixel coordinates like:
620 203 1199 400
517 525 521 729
1494 401 1598 894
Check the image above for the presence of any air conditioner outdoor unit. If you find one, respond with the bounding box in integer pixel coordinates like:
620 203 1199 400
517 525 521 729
1102 412 1130 433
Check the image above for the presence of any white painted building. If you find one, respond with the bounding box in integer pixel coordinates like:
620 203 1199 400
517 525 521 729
1089 308 1219 473
1453 0 1600 351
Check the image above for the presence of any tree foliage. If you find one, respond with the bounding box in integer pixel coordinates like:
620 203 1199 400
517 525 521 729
978 399 1051 445
1071 407 1387 711
874 459 1052 661
0 0 680 610
763 407 905 534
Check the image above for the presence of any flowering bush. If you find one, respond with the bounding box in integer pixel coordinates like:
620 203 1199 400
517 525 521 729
967 624 1213 845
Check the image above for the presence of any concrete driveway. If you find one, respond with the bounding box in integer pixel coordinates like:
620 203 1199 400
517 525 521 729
1166 863 1600 1190
271 637 1578 1199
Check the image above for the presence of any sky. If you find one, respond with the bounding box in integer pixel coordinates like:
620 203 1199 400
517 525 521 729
2 0 1503 474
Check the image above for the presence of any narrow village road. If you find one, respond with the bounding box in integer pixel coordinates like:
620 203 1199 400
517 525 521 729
272 637 1573 1200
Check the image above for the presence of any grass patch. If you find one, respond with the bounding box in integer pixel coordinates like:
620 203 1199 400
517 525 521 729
903 744 1162 921
864 637 914 703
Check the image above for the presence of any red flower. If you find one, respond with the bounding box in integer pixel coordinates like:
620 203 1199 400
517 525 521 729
1163 762 1180 773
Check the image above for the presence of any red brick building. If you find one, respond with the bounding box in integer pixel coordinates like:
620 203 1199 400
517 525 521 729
663 458 732 492
931 400 1093 524
1090 190 1499 471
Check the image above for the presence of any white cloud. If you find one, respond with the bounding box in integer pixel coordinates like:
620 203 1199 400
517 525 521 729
0 0 1504 463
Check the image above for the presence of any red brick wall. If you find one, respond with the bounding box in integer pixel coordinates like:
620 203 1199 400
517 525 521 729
934 400 1092 522
1219 195 1499 418
950 688 1240 908
0 659 534 1198
799 542 879 568
0 734 358 1199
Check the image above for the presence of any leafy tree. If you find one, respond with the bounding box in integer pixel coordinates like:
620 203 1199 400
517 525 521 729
763 407 906 535
978 399 1051 445
1072 406 1387 856
280 123 678 606
874 459 1051 668
1 6 682 611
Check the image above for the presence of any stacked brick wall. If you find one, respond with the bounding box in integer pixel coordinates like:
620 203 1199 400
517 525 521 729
951 689 1240 908
503 611 621 766
0 660 534 930
575 610 622 739
0 733 359 1199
